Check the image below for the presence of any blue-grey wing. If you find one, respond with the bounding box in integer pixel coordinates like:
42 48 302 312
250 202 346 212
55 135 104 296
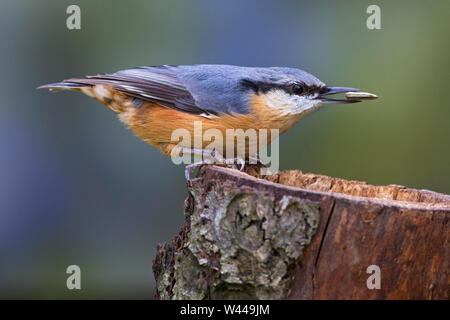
63 65 254 116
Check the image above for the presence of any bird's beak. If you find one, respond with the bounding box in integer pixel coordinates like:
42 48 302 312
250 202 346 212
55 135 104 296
318 86 368 104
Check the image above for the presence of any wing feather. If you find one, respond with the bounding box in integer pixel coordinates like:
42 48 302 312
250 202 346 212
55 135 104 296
65 65 217 115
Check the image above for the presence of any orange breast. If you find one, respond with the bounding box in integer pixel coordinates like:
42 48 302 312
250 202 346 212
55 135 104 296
116 93 303 158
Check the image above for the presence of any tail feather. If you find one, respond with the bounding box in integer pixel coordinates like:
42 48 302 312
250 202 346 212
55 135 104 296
37 81 91 92
38 79 132 113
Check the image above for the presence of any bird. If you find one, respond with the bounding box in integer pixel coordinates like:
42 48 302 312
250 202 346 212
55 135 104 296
38 64 377 179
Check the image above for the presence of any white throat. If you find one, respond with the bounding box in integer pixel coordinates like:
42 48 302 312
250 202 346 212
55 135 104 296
263 89 324 116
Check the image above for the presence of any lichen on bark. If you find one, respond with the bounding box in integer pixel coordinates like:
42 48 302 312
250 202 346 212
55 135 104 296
167 179 320 300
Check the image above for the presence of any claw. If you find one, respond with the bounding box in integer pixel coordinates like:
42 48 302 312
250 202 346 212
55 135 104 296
182 147 248 182
185 162 206 187
248 154 267 168
238 158 245 171
223 157 245 171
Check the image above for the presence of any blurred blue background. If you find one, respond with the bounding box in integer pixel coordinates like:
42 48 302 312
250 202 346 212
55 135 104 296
0 0 449 299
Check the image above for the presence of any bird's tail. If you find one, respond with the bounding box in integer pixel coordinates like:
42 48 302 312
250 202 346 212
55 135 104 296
37 79 128 113
37 81 89 92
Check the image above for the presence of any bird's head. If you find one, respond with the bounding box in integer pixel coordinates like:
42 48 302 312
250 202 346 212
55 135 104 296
240 67 376 116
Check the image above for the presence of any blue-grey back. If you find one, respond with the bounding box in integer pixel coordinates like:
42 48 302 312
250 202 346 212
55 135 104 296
63 64 325 116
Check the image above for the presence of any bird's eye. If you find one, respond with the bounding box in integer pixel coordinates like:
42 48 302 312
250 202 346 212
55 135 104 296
292 83 305 95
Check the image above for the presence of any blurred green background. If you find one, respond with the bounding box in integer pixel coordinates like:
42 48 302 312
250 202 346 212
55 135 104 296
0 0 449 299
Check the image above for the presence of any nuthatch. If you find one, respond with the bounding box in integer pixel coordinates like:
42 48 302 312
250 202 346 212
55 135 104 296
39 64 377 176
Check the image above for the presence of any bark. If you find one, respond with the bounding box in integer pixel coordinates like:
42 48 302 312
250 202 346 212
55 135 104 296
152 165 449 300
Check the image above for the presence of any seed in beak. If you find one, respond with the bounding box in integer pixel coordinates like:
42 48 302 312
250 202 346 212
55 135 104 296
345 91 378 100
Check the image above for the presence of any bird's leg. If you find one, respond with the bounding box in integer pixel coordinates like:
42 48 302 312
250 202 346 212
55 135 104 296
182 148 246 184
183 148 214 184
209 149 245 171
185 162 208 185
182 147 245 169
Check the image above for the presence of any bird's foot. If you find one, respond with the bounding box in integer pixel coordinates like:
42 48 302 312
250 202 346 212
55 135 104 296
183 148 247 186
248 154 267 168
210 150 245 171
185 161 208 187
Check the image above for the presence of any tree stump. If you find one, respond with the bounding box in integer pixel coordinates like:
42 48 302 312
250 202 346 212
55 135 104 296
152 165 449 300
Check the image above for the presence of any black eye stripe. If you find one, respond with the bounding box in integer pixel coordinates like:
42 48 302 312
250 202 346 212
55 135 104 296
290 83 324 96
240 79 287 94
240 79 325 96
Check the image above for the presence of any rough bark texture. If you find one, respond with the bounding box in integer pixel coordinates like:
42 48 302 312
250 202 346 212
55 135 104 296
152 165 449 300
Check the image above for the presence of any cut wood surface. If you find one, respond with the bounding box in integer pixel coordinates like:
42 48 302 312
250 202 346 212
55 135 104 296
152 165 449 300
